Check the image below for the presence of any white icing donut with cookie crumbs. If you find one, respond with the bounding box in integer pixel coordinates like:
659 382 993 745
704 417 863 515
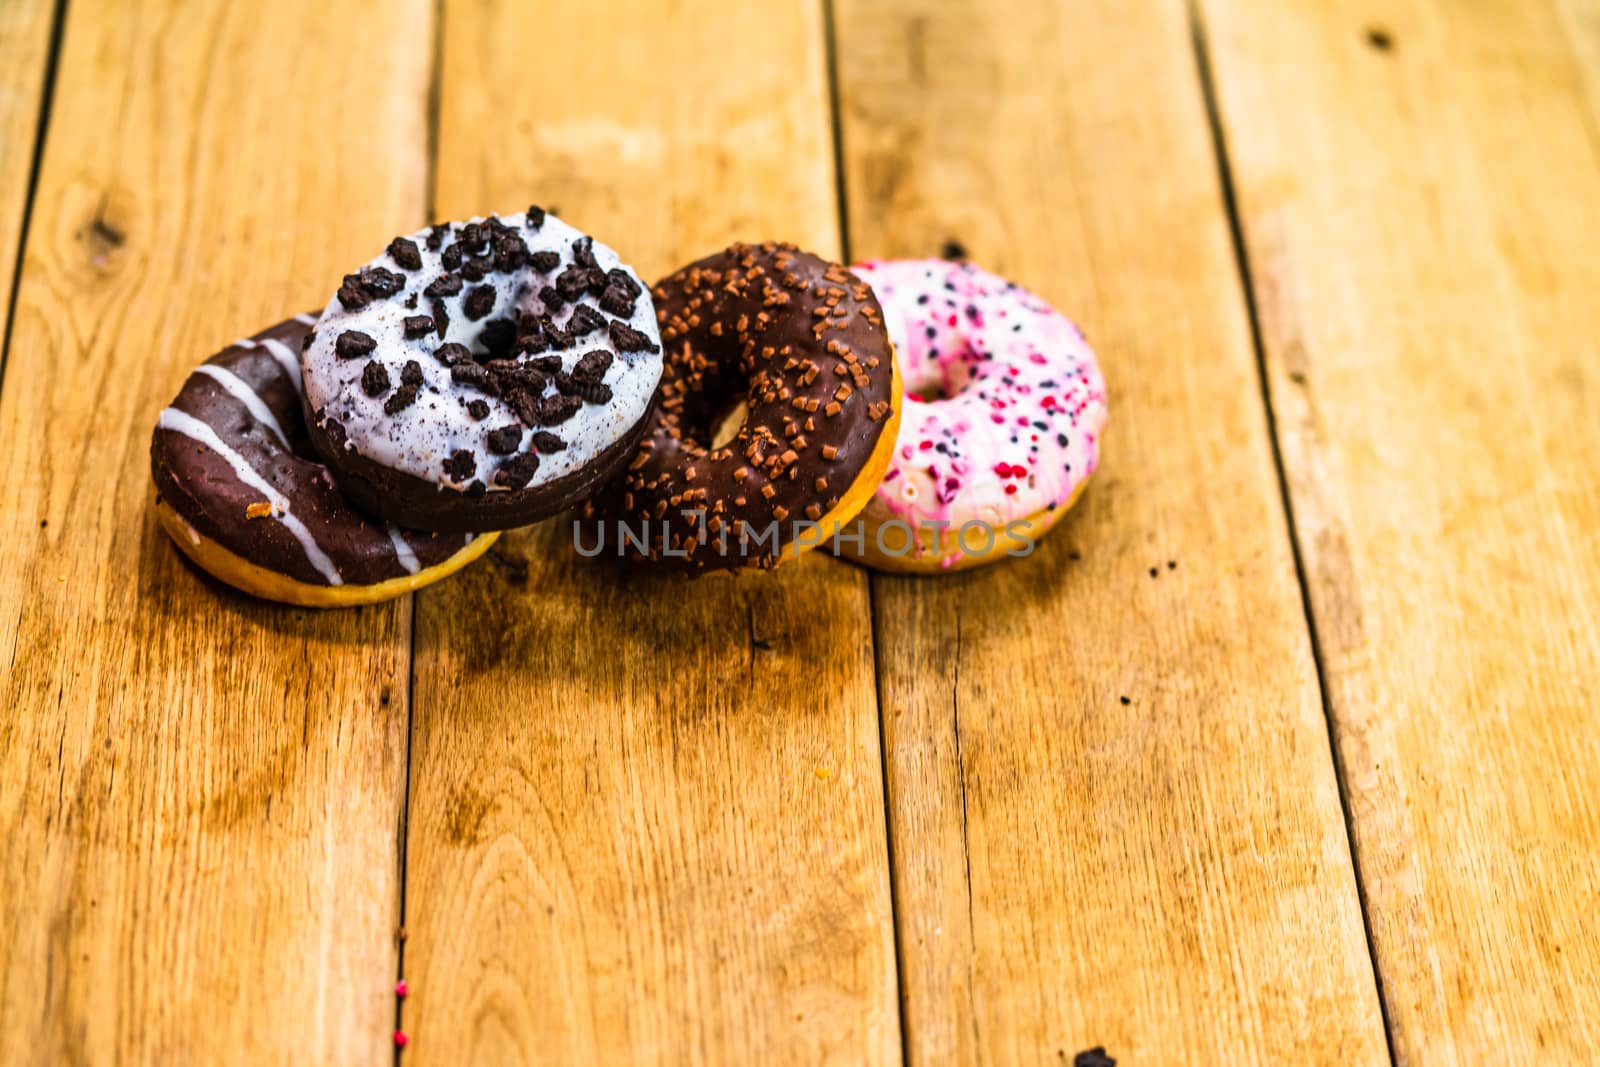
301 208 663 531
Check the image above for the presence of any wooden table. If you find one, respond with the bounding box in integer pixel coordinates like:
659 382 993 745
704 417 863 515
1 1 1596 1063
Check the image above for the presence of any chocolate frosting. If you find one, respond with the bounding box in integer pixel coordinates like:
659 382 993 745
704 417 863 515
581 243 896 573
151 316 475 586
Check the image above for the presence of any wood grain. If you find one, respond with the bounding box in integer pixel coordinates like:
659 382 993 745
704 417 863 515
1202 0 1600 1058
400 2 899 1063
832 1 1389 1062
0 2 432 1063
0 0 56 348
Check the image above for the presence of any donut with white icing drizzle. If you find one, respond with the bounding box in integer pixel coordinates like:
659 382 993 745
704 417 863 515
150 315 497 606
300 208 664 532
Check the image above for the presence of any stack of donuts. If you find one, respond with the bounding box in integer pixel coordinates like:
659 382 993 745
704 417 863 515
151 209 1107 605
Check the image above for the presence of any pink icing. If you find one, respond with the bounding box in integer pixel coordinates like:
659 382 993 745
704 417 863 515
852 259 1107 565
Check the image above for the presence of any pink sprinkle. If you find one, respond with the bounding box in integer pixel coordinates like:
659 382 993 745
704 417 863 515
1004 484 1018 495
395 980 409 997
1030 353 1048 364
993 462 1012 477
991 414 1005 424
947 315 958 327
394 1031 409 1048
906 392 924 403
884 468 901 482
918 440 933 451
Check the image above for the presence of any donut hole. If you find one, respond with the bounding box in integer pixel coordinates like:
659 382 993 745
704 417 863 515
902 347 976 404
710 398 749 450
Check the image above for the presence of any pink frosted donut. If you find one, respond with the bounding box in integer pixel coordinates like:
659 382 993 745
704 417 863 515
840 259 1107 572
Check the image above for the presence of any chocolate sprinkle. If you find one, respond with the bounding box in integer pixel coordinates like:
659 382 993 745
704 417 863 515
435 341 470 366
571 236 598 270
609 320 659 354
441 243 463 270
531 431 566 453
463 285 496 321
360 266 405 299
486 424 523 455
400 359 424 387
451 362 497 394
361 361 390 397
336 330 377 359
384 382 420 415
466 398 490 420
525 205 546 229
529 249 560 274
538 284 565 311
403 315 436 339
539 394 582 425
494 451 539 489
388 237 423 271
424 273 462 298
571 349 613 383
442 450 476 481
567 304 606 336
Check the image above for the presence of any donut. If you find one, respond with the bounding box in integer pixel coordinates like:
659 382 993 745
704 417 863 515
838 259 1107 572
578 243 902 574
300 208 664 532
151 316 497 606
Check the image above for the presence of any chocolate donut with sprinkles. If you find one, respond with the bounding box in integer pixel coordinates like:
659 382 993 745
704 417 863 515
840 258 1107 572
579 242 902 574
151 315 497 606
301 208 664 532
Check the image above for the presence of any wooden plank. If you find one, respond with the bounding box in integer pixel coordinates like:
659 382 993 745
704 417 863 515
400 2 899 1063
0 2 433 1063
832 1 1389 1062
0 0 56 347
1201 0 1600 1058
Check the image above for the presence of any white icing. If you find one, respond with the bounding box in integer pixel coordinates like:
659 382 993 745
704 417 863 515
156 407 343 585
293 312 318 325
194 364 290 450
385 524 421 575
261 337 302 394
300 211 662 492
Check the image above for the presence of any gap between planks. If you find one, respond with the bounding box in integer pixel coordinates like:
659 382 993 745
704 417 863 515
1187 4 1398 1061
0 0 68 396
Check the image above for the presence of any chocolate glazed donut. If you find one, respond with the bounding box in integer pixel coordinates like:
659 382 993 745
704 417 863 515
151 315 496 606
580 243 902 574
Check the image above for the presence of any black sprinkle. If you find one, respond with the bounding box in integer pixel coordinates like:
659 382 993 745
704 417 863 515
1365 26 1393 51
940 238 968 260
1118 697 1130 707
